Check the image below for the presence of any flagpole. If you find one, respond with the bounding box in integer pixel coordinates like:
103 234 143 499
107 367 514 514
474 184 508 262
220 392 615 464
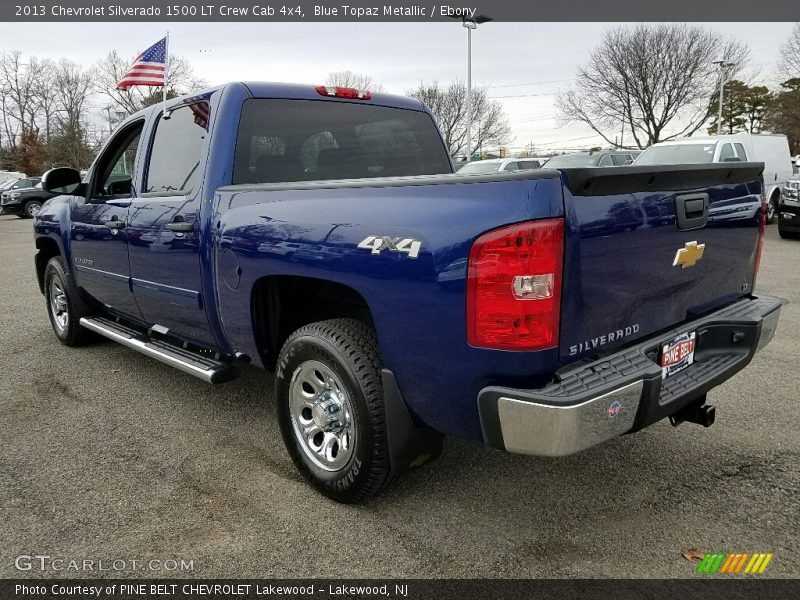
162 30 170 117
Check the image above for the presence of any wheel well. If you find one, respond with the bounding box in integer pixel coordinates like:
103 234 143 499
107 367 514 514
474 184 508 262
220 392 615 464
34 237 61 294
770 187 781 202
252 275 375 369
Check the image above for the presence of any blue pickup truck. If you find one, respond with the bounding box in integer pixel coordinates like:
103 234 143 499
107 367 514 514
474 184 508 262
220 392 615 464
33 82 782 502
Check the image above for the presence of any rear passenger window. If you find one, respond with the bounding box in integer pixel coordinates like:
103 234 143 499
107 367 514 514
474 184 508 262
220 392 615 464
734 143 748 160
145 103 208 194
611 154 632 166
598 154 614 166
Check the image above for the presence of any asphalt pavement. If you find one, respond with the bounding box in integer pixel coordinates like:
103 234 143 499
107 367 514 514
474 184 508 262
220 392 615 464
0 214 798 579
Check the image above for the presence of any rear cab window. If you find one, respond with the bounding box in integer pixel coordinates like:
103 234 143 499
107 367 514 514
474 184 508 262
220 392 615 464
233 99 452 184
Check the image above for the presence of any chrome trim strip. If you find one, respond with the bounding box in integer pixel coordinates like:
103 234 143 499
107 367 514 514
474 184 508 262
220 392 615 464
497 381 644 457
79 317 216 383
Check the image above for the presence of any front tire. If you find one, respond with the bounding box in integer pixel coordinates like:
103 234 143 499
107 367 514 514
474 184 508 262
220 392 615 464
275 319 392 503
21 199 43 218
43 256 94 346
779 226 799 239
766 193 778 224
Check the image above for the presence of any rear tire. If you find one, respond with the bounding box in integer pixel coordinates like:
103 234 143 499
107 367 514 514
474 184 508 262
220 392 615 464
275 318 393 503
43 256 94 346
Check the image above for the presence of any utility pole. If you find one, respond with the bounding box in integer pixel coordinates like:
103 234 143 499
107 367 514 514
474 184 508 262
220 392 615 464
713 60 736 136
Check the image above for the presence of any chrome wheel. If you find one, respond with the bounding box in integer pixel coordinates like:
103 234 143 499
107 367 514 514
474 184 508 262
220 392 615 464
289 360 355 472
49 278 68 334
767 199 776 222
26 202 42 217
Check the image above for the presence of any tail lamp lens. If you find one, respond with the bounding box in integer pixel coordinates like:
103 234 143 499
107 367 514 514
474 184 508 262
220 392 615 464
467 219 564 350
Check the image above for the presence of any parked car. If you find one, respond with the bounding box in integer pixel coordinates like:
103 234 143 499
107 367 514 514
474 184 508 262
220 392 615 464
778 177 800 239
0 179 20 193
0 176 41 193
33 81 781 503
635 134 793 224
543 150 639 168
457 157 545 175
0 179 52 218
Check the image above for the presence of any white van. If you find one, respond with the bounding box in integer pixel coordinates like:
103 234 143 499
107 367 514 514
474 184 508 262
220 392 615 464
635 133 793 223
0 171 26 182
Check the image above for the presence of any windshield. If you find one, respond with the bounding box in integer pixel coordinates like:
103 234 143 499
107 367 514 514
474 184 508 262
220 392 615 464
457 161 503 175
0 180 17 190
635 143 717 165
543 154 598 168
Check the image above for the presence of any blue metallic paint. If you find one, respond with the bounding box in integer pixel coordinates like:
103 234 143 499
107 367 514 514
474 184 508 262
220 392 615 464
559 176 762 363
214 177 565 439
32 81 766 443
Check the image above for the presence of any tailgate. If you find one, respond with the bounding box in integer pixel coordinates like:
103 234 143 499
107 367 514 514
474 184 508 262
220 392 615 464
558 163 764 362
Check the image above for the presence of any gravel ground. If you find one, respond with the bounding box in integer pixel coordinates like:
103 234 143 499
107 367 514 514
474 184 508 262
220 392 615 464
0 214 798 579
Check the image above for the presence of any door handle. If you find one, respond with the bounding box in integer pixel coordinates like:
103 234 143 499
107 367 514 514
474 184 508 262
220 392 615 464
166 221 193 232
105 219 126 230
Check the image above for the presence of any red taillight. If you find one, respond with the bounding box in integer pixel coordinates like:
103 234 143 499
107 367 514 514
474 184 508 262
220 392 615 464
467 219 564 351
755 190 767 277
315 85 372 100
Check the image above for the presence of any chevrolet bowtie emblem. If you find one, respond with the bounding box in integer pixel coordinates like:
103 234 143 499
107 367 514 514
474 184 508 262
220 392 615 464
673 241 706 269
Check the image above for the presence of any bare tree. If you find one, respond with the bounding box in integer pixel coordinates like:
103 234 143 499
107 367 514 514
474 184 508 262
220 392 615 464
779 23 800 80
407 81 511 157
94 50 208 116
556 24 749 149
49 59 96 167
325 71 384 92
34 59 58 143
0 51 50 149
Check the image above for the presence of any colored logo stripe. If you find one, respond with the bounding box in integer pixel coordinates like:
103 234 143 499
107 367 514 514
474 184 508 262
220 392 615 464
696 552 773 574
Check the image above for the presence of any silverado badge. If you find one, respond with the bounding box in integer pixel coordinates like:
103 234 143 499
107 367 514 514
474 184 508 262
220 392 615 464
673 241 705 269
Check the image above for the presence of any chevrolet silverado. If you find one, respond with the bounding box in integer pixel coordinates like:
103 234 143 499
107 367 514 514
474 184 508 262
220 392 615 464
32 82 782 502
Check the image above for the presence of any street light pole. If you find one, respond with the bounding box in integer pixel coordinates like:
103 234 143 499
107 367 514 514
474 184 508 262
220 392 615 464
713 60 735 136
465 20 473 162
452 14 492 162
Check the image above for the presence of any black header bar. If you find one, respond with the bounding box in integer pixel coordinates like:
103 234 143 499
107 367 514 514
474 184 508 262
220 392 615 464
1 0 797 22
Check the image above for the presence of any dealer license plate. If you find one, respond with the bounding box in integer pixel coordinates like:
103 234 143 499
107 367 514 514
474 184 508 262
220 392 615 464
661 331 696 379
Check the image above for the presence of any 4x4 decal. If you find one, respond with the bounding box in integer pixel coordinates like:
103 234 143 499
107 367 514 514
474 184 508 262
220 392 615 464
357 236 422 259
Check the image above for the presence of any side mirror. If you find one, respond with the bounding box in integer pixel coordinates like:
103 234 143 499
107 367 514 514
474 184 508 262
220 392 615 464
42 167 82 194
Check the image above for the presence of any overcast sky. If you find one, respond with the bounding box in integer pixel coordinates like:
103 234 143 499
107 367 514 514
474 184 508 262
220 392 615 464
0 21 794 151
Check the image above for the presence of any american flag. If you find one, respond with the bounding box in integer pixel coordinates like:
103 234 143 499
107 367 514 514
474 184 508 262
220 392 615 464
184 93 211 131
116 37 167 90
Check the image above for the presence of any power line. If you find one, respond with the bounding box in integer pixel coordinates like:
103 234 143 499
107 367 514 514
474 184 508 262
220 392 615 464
489 78 575 88
535 134 606 147
489 91 557 99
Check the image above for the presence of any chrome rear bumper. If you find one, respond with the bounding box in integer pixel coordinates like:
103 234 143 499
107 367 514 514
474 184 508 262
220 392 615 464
478 295 783 457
